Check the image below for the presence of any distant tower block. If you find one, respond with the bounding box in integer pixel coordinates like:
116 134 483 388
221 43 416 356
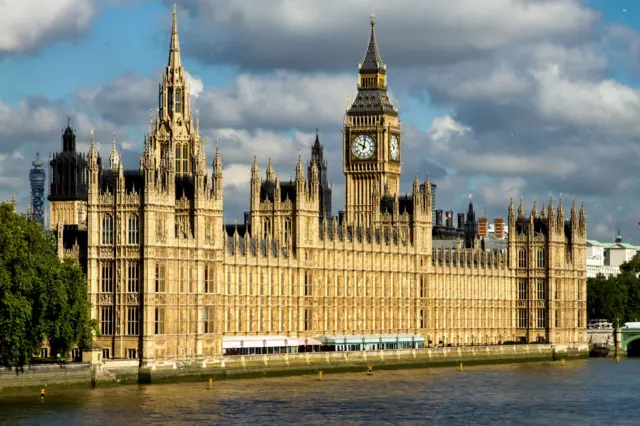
29 152 46 228
478 216 489 237
493 217 505 239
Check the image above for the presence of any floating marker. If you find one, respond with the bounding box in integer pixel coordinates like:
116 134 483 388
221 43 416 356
459 363 464 372
207 377 213 389
616 355 620 363
561 359 566 366
317 371 324 381
367 365 373 375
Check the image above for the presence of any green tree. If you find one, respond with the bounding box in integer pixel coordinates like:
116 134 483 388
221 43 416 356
0 202 96 367
587 274 627 326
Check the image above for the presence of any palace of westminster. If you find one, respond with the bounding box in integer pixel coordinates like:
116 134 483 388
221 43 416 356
45 7 587 362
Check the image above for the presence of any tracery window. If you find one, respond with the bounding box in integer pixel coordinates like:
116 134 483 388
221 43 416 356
518 248 527 268
518 279 527 300
182 144 188 175
284 218 291 244
175 88 182 113
128 214 139 245
175 145 181 174
536 249 545 268
102 214 113 245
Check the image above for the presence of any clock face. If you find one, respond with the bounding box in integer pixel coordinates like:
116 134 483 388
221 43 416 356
390 135 400 160
352 134 376 160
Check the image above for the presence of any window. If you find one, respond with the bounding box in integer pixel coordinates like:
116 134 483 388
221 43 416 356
127 215 139 245
263 218 271 240
578 310 582 328
179 266 186 293
175 145 181 174
100 306 113 335
101 262 114 293
536 279 546 300
537 309 546 328
518 248 527 268
182 144 188 176
536 249 545 268
518 309 527 328
175 88 182 113
420 276 425 298
127 307 139 335
304 309 312 331
124 262 136 292
284 218 291 244
155 262 165 292
102 214 113 245
205 264 212 293
168 88 173 113
420 309 425 328
555 310 559 328
204 306 214 333
155 308 165 334
518 279 527 300
304 271 311 296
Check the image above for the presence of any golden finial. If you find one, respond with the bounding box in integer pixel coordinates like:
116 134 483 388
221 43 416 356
370 7 375 23
469 193 472 200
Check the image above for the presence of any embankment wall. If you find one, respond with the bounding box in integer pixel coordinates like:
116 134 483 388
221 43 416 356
0 343 588 393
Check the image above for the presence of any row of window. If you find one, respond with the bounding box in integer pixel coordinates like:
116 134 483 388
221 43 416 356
517 248 546 269
101 262 139 293
517 279 547 300
100 306 580 336
101 214 139 245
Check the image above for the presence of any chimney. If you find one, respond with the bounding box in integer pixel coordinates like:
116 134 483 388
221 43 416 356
494 217 505 239
457 213 465 230
445 210 453 228
478 217 489 237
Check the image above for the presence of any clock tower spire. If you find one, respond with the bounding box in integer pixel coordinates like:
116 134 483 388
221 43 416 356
343 10 401 228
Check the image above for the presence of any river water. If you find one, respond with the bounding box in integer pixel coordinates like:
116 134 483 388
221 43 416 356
1 359 639 425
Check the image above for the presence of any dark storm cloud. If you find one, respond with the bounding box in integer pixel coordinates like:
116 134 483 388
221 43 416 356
166 0 597 71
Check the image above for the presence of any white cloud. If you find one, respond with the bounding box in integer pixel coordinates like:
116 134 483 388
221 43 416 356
426 116 471 150
195 71 353 130
185 70 204 98
0 0 95 53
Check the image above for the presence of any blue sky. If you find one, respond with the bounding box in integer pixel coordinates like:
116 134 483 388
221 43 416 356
1 0 640 242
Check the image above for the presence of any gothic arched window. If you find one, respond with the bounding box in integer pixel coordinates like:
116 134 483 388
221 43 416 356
175 145 181 174
263 218 271 240
182 144 188 175
536 249 545 268
102 214 113 245
518 248 527 268
128 214 139 245
175 88 182 113
284 218 291 244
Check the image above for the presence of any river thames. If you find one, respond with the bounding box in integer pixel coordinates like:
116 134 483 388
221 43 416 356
1 358 639 425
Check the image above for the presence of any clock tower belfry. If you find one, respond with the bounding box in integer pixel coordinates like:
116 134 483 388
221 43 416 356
343 10 401 228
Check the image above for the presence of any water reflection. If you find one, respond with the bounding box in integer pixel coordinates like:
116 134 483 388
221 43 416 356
2 360 640 425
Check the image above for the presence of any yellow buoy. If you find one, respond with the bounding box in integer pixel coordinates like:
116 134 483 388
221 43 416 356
561 359 565 366
317 371 324 381
616 355 620 364
459 363 464 372
207 377 213 389
40 387 46 399
367 365 373 375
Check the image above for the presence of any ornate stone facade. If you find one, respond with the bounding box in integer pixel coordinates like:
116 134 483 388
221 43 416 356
49 8 587 363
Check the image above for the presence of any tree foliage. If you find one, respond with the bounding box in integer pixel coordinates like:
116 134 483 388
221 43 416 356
0 202 96 367
588 257 640 326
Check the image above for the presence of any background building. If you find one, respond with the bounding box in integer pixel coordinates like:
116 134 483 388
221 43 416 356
28 153 46 228
586 231 640 278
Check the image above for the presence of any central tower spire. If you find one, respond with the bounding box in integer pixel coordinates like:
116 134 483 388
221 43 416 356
168 4 181 68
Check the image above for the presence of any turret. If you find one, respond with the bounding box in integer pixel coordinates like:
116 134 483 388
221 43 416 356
266 157 275 183
557 195 565 235
109 134 120 172
212 138 223 199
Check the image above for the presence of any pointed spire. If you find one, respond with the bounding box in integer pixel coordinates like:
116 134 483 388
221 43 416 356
295 153 304 180
508 197 515 218
540 202 547 219
168 4 181 68
571 198 577 221
360 8 385 73
557 193 564 218
517 195 525 218
531 199 538 219
109 133 120 171
266 157 275 182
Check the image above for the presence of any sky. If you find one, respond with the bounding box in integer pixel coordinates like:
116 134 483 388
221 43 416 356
1 0 639 243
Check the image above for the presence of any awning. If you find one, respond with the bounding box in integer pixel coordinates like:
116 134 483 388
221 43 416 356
296 338 322 346
316 334 425 345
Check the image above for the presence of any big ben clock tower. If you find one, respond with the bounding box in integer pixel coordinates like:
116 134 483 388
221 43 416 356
343 10 401 228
